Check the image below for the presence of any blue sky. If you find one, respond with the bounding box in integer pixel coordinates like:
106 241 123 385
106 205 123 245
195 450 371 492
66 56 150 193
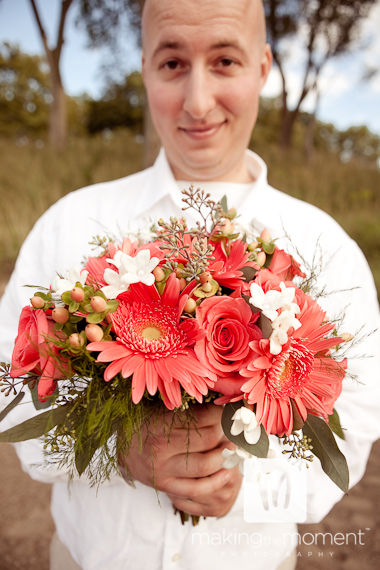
1 0 379 135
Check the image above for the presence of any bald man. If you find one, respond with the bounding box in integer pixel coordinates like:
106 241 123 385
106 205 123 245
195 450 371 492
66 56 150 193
1 1 379 569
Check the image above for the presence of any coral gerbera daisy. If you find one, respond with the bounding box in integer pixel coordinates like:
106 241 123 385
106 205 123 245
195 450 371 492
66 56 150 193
240 283 347 436
87 274 216 409
208 239 256 290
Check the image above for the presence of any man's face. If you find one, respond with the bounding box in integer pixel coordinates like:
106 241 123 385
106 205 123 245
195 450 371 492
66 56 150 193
142 0 272 182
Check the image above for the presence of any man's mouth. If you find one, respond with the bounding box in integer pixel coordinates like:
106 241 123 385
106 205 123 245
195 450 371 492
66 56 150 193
179 121 226 140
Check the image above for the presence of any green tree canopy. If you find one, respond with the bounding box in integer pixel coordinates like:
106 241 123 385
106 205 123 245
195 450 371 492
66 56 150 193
0 42 50 137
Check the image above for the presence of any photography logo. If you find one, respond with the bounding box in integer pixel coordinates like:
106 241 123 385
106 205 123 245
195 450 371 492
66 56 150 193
243 457 307 523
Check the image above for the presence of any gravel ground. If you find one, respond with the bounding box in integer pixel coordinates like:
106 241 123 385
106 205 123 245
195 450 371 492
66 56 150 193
1 277 379 570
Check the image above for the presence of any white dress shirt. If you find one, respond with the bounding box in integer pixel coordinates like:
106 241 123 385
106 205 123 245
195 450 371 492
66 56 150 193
0 149 379 570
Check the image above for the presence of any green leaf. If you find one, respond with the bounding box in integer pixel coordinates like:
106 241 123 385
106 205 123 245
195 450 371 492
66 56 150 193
303 414 349 493
61 291 72 305
262 242 276 255
74 437 99 476
68 300 80 313
86 312 106 324
328 409 345 440
0 403 70 442
106 300 119 313
221 401 269 458
0 391 25 422
220 195 228 213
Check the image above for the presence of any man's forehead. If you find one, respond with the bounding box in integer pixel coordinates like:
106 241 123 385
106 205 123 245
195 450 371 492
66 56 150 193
142 0 264 49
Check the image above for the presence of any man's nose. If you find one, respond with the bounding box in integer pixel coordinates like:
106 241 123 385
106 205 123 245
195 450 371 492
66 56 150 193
182 66 216 120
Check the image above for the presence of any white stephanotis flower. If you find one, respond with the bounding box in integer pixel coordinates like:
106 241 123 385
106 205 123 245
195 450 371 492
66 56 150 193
231 406 261 444
249 281 300 323
101 249 160 299
51 267 89 297
269 309 302 355
222 448 252 474
249 283 283 321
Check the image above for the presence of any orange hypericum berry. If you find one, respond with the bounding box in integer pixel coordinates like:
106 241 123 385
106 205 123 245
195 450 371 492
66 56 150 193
52 307 69 324
30 296 45 309
90 296 107 313
68 333 85 348
247 241 259 252
199 271 211 284
201 282 213 293
85 324 104 342
179 277 187 291
260 229 271 243
184 298 197 314
257 252 267 267
153 267 165 282
70 287 85 302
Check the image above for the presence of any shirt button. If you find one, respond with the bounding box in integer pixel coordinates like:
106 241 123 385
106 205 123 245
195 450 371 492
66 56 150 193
171 553 182 563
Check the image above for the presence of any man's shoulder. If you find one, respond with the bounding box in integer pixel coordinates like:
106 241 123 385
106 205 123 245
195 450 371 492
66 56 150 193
54 165 152 210
265 183 349 241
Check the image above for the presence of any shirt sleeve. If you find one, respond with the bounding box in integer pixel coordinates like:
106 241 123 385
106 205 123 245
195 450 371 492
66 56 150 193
299 231 380 522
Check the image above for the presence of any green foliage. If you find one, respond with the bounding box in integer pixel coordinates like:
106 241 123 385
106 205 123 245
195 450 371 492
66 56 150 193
86 72 144 134
303 414 349 493
0 42 50 137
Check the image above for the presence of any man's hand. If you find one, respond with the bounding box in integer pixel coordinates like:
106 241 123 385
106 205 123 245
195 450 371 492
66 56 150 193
119 404 242 518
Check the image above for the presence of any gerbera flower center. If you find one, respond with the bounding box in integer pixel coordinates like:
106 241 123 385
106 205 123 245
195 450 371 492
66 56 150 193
112 300 186 358
141 326 163 341
267 339 314 399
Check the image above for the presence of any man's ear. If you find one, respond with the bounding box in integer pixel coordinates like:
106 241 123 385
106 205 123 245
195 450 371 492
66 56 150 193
259 43 273 91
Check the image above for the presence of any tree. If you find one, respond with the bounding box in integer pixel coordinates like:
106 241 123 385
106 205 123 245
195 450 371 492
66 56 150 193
0 0 144 149
0 42 50 137
264 0 378 148
29 0 73 149
86 71 144 134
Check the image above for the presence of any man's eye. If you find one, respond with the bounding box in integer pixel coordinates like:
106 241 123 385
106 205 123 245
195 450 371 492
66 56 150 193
219 58 235 67
163 60 180 70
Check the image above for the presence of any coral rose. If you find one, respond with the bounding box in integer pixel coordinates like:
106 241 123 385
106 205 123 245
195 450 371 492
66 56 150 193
269 248 305 281
10 306 67 401
194 296 261 396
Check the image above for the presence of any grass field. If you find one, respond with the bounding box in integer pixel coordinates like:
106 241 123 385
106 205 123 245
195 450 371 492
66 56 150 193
0 130 379 295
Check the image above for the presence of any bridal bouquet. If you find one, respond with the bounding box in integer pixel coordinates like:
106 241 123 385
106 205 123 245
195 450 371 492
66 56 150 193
0 187 349 508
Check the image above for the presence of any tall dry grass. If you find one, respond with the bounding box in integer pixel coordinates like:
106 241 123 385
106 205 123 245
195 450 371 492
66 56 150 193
0 130 379 294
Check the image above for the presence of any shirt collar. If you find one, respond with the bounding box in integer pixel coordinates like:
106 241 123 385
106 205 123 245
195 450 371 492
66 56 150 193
138 147 269 218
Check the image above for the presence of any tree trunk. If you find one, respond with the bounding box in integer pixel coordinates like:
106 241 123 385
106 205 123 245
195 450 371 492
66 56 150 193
49 66 67 150
280 108 299 148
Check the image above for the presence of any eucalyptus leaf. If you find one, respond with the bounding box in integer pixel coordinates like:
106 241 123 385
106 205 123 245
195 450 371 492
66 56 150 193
290 399 305 431
0 403 70 442
222 401 269 458
257 313 272 339
328 409 345 440
241 266 257 283
0 391 25 423
303 414 349 493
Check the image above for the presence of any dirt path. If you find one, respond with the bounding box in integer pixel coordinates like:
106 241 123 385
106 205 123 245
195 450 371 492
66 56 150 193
0 274 379 569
